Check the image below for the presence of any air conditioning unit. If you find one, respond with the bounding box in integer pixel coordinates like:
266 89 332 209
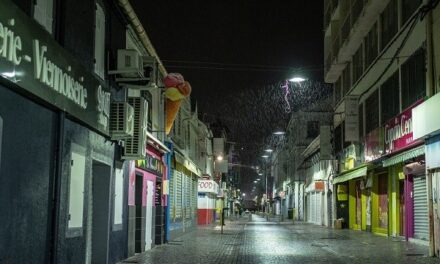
116 49 144 78
123 97 148 160
110 102 134 140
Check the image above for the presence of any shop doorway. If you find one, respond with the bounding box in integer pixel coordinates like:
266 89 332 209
399 180 405 236
378 174 388 232
134 173 144 253
91 161 111 264
355 180 362 229
145 180 154 250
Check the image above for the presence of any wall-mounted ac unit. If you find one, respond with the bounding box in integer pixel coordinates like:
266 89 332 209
110 102 134 140
123 97 148 160
116 49 144 78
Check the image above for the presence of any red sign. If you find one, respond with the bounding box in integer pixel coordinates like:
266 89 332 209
384 101 423 154
364 127 384 162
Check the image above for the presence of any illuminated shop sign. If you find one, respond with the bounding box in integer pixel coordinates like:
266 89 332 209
0 1 110 135
136 155 164 176
384 101 423 154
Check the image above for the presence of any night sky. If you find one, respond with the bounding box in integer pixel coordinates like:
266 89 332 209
132 1 325 167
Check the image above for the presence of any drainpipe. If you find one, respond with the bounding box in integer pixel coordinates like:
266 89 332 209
118 0 167 77
426 0 435 98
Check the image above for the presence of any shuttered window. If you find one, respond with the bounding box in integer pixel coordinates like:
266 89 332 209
33 0 54 34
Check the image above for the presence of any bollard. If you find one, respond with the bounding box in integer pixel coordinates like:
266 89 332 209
221 208 229 234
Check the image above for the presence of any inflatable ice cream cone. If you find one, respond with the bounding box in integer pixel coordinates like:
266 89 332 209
163 74 192 135
165 99 182 134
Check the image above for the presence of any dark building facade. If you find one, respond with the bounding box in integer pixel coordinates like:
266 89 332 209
0 0 134 263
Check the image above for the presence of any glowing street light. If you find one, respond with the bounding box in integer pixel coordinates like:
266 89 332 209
288 76 306 83
264 148 273 153
273 130 285 135
216 155 224 161
261 155 269 158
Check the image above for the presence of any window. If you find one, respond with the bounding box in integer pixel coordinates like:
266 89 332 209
142 91 153 131
402 0 422 25
113 168 124 228
365 89 379 134
342 64 351 96
352 45 364 84
94 4 106 79
307 121 320 139
33 0 54 33
68 150 86 234
401 48 426 109
359 103 364 139
381 0 398 50
365 23 378 69
381 71 400 124
334 124 343 155
334 77 342 104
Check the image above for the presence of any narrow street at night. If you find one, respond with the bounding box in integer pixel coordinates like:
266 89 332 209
2 0 440 263
121 214 437 264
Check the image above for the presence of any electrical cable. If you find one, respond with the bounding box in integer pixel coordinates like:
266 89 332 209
358 0 439 100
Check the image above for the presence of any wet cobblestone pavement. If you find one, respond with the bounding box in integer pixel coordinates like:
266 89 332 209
120 214 440 264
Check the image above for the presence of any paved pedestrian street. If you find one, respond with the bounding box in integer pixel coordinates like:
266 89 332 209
120 214 439 264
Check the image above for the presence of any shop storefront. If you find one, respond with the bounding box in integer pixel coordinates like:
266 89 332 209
380 101 425 238
168 150 200 239
197 179 219 225
333 165 369 230
413 93 440 255
305 182 324 225
0 3 128 263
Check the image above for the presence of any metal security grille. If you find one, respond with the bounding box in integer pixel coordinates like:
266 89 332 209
413 176 429 240
175 171 182 218
185 174 191 219
170 170 175 218
191 177 197 219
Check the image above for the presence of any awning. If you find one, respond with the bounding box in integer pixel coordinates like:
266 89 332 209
382 145 425 167
332 165 368 184
146 131 171 153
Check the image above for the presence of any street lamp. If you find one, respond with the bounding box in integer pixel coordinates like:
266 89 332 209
272 130 285 135
288 76 306 83
261 155 269 158
216 155 224 161
265 148 273 153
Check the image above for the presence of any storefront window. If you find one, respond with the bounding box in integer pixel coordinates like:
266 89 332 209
67 148 86 236
113 168 124 229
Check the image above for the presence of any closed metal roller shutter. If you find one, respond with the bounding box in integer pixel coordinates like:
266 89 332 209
175 171 182 218
315 192 322 225
170 170 175 218
414 176 429 240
